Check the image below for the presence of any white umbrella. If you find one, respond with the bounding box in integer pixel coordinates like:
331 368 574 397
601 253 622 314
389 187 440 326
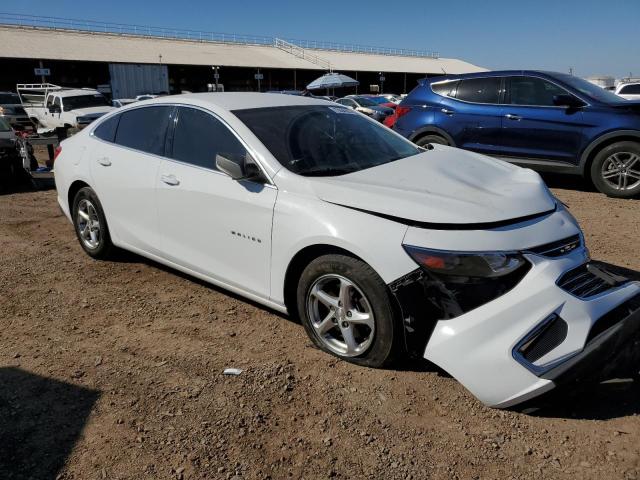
306 72 359 90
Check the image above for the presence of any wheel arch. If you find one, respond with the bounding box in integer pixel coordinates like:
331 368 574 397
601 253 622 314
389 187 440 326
409 126 456 147
283 244 366 320
67 179 91 212
580 130 640 178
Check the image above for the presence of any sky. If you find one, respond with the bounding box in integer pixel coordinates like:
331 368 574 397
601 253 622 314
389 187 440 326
6 0 639 78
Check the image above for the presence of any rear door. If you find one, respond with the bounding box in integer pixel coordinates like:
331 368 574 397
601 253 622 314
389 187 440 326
435 77 504 155
89 105 172 253
156 106 277 298
501 75 584 164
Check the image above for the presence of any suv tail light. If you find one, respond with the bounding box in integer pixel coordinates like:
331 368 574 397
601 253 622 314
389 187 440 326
395 106 411 119
53 145 62 162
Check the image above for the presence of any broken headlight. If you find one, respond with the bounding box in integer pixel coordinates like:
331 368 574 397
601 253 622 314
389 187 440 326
402 246 527 279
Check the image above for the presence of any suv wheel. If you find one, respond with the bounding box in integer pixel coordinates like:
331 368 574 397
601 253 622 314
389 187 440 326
296 254 399 368
416 134 449 147
591 141 640 198
72 187 114 259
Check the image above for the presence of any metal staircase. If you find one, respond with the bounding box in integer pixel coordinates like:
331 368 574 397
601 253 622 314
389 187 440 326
274 38 331 71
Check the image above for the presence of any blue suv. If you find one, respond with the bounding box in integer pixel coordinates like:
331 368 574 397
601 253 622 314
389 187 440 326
394 70 640 198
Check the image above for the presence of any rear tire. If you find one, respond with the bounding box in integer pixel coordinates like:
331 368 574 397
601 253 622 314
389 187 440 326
590 141 640 198
72 187 114 259
296 254 399 368
415 134 449 147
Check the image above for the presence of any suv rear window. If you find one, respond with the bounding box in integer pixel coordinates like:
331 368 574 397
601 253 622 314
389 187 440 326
455 78 501 104
431 81 458 98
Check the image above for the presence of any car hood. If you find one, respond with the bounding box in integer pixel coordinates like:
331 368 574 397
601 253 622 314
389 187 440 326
308 146 556 225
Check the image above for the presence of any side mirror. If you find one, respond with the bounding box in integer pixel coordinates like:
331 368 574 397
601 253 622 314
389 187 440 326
553 94 584 108
216 153 261 181
49 105 61 113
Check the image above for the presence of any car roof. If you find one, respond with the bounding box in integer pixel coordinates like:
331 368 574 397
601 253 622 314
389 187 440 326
425 70 569 83
147 92 332 110
56 89 103 98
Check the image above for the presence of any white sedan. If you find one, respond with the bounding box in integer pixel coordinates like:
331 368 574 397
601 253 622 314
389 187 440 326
54 93 640 408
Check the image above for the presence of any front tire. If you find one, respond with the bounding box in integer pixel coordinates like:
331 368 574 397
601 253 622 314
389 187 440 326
415 134 449 147
590 141 640 198
72 187 114 259
296 254 399 368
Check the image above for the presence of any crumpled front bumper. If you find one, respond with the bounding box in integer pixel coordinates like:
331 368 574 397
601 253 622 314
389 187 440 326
413 248 640 408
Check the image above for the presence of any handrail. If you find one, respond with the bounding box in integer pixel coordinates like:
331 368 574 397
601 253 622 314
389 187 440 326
0 12 440 59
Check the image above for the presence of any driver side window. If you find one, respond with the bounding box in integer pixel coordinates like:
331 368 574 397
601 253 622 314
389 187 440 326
170 107 248 172
508 76 569 106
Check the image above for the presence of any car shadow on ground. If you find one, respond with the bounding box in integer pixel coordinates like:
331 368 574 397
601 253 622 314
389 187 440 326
0 367 100 480
538 172 597 193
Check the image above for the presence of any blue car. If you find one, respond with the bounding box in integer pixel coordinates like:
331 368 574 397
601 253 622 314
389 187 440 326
393 70 640 198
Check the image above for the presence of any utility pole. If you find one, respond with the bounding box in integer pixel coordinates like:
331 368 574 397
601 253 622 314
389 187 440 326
212 66 219 91
379 72 385 94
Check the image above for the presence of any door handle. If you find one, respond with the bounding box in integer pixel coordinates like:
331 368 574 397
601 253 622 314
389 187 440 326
441 108 455 115
505 114 522 121
161 174 180 186
97 157 111 166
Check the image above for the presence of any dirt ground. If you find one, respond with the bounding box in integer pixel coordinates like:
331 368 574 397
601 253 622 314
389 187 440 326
1 173 639 480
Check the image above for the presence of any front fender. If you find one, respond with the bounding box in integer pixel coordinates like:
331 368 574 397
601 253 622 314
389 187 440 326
269 191 416 305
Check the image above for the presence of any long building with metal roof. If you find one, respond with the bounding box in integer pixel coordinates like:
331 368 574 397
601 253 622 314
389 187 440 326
0 16 485 96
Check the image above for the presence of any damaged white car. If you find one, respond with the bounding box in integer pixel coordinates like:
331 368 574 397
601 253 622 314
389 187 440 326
54 93 640 408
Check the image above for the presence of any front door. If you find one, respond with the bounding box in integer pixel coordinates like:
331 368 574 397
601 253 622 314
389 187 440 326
501 76 585 164
156 106 277 298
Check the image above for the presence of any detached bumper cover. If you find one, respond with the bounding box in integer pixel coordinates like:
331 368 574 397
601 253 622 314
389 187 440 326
392 246 640 408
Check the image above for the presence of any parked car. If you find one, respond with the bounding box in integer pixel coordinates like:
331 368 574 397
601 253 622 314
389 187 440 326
112 98 138 108
379 93 403 104
394 70 640 198
17 84 116 134
363 95 398 110
615 82 640 101
335 96 394 122
0 91 33 130
54 93 640 408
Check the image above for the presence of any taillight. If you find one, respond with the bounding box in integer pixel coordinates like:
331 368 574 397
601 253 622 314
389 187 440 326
53 145 62 162
395 106 411 119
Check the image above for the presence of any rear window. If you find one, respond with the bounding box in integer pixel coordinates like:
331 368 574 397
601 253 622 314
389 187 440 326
0 93 20 104
431 81 458 98
619 84 640 95
114 106 172 156
455 77 501 104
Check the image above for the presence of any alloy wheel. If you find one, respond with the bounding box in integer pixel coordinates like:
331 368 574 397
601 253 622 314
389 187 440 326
601 152 640 191
306 274 375 357
76 198 101 250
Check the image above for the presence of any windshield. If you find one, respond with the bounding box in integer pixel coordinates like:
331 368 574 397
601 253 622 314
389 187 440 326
553 73 627 103
351 96 379 107
63 94 110 111
368 97 390 104
233 105 420 176
0 93 20 104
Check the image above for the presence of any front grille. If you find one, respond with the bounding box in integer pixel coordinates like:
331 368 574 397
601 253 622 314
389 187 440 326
557 264 612 298
527 234 581 257
518 315 568 363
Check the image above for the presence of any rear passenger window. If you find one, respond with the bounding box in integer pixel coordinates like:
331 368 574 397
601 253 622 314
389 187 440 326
170 107 248 170
431 81 458 97
93 114 120 143
455 78 501 104
114 106 172 156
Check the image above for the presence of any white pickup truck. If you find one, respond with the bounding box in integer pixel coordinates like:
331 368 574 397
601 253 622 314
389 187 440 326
17 83 116 134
